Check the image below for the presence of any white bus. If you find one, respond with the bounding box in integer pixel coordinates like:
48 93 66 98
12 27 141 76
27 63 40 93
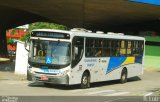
26 29 145 88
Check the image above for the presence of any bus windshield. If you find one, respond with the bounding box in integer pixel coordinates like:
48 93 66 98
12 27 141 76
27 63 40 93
29 40 71 66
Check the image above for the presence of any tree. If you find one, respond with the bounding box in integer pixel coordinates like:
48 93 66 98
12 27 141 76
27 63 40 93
0 22 67 57
7 39 15 46
20 22 68 41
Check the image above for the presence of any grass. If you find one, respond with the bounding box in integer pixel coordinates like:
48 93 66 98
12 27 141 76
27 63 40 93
145 36 160 42
145 45 160 56
144 55 160 70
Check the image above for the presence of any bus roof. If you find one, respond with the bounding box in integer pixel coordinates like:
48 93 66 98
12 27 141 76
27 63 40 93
31 29 145 41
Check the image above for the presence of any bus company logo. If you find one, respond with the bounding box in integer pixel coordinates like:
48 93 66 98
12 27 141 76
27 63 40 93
87 63 94 67
84 59 97 62
1 96 18 102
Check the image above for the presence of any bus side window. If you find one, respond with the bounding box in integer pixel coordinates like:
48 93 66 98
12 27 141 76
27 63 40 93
72 37 84 68
132 41 139 56
95 39 103 57
127 41 132 56
102 39 110 57
85 38 96 57
102 48 110 57
95 48 102 57
110 40 120 56
119 40 126 56
139 41 144 56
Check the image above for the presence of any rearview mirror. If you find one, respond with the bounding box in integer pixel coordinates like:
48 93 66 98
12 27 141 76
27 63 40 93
24 39 30 52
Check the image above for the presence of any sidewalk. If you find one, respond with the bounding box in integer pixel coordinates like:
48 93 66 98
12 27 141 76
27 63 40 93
0 71 26 81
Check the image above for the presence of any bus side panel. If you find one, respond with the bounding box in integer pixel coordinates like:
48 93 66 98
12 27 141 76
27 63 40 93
127 64 143 78
127 56 143 77
69 64 83 85
105 56 143 80
105 67 122 81
69 57 108 84
105 57 130 81
105 64 142 81
69 56 90 85
90 57 110 83
69 56 143 85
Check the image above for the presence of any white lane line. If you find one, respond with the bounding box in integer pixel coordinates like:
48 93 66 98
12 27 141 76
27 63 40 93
103 98 128 102
104 92 129 96
85 90 115 95
144 92 153 96
70 88 99 92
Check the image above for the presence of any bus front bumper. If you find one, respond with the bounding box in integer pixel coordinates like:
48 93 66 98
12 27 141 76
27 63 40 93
31 73 69 85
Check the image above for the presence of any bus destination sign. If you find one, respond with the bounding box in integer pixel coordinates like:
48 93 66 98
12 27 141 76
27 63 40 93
31 31 70 39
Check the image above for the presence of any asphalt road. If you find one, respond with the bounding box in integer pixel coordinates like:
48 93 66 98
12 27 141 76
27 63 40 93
0 70 160 97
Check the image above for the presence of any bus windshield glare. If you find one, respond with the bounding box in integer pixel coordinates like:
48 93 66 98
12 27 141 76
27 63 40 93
29 40 71 66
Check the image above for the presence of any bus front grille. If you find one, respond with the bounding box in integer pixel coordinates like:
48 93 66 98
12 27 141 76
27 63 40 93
35 72 57 75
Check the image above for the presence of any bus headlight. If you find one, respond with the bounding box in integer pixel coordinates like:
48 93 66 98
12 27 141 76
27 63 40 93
28 67 35 74
28 69 35 74
58 69 69 77
30 70 35 74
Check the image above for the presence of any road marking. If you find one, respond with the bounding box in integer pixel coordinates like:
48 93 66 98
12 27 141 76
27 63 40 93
103 98 128 102
70 88 99 92
104 92 129 96
85 90 115 95
144 92 153 96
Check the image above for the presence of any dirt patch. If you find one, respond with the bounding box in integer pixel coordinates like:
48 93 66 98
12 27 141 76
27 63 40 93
144 67 160 72
0 72 26 81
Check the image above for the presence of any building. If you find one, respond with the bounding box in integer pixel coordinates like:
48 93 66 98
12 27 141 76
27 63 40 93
6 25 28 51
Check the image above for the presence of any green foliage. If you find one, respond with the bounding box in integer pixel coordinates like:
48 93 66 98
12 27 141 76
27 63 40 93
21 22 67 41
145 45 160 56
27 22 67 34
7 39 15 46
145 36 160 42
20 22 68 42
20 34 30 42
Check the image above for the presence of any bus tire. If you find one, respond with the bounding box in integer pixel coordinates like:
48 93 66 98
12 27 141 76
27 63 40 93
27 70 32 81
120 68 127 84
44 83 51 86
81 72 90 89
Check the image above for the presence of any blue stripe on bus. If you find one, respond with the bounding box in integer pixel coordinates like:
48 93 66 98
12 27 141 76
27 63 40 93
107 57 127 73
129 0 160 6
135 56 143 64
106 56 143 73
40 68 49 73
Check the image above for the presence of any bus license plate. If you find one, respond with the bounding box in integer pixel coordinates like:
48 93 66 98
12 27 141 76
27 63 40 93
40 76 48 81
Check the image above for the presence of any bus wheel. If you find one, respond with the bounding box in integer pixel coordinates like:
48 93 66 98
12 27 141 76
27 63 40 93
27 70 32 81
120 68 127 84
81 72 90 89
44 83 52 87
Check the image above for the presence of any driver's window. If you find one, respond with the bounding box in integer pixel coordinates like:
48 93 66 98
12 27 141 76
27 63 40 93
72 37 84 68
